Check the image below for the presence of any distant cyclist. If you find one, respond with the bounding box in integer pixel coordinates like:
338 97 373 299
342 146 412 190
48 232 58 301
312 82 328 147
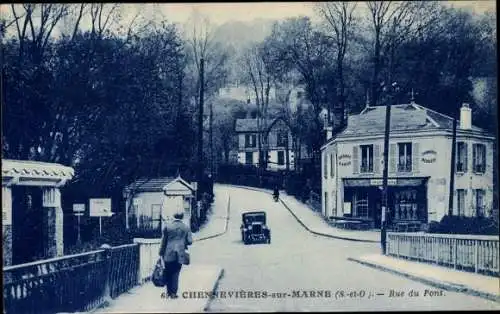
273 185 280 201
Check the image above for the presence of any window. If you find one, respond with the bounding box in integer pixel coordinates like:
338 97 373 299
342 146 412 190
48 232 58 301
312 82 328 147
360 145 374 173
151 204 162 229
394 189 419 221
245 134 256 148
398 143 412 172
277 151 285 165
475 189 485 217
330 154 334 177
245 152 253 165
456 142 468 172
277 131 288 147
457 189 466 216
353 190 369 218
472 144 486 173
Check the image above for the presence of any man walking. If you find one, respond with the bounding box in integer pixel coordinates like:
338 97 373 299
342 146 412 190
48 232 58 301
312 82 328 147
159 210 193 299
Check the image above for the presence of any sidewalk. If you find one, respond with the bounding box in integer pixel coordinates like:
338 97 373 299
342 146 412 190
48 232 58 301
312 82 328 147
279 192 380 243
94 187 229 313
193 185 230 242
95 264 223 313
229 185 379 243
348 254 500 303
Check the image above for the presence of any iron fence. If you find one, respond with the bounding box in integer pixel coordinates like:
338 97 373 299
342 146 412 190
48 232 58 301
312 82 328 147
3 243 139 314
387 232 499 276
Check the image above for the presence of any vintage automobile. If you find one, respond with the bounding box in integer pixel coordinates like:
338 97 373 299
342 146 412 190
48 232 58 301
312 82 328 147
240 211 271 245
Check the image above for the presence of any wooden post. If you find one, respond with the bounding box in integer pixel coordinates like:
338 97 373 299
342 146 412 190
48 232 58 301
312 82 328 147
454 238 457 269
474 240 479 273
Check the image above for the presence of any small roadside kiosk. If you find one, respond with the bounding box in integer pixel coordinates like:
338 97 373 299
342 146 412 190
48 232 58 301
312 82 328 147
162 176 196 228
2 159 74 266
124 176 196 232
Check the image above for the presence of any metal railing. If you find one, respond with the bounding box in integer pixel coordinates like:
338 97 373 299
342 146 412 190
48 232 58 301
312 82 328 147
3 243 139 314
387 232 499 276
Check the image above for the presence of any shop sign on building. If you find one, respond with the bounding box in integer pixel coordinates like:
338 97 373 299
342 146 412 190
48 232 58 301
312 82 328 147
338 154 351 166
421 150 437 163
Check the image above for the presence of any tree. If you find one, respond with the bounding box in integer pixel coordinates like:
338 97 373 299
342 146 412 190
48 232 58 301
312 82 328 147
316 2 357 129
363 1 440 105
262 16 334 157
183 11 230 173
240 43 274 168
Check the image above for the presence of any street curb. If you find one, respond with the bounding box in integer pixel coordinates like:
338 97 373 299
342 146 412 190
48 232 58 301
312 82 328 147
203 268 225 312
279 198 379 243
228 185 378 243
347 257 500 303
195 194 231 242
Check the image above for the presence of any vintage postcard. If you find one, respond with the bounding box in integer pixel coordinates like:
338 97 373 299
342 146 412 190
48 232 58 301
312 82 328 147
1 1 498 313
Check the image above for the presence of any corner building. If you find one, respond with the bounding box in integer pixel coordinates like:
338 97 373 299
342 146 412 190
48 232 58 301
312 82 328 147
321 102 495 229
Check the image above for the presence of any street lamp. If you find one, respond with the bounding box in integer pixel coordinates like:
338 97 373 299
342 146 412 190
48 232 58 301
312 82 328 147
380 81 400 255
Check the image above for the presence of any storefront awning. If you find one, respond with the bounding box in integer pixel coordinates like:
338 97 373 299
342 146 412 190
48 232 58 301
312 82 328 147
343 177 428 187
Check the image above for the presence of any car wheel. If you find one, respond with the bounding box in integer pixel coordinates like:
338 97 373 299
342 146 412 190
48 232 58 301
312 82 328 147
267 236 271 244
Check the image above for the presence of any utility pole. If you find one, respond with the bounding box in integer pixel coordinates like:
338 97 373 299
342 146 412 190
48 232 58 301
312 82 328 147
209 95 214 177
197 58 205 200
448 116 458 216
381 82 398 255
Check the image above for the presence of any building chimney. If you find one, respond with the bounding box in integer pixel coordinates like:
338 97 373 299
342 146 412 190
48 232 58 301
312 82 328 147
459 103 472 130
325 126 333 140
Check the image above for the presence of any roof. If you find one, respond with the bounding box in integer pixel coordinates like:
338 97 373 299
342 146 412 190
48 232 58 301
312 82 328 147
235 118 290 133
235 119 273 132
2 159 74 182
123 176 194 194
337 103 489 138
124 177 175 193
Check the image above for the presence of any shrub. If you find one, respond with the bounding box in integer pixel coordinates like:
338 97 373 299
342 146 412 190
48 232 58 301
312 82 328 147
429 215 499 235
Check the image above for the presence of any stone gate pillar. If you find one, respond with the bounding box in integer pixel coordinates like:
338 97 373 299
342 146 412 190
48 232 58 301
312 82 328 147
43 187 64 257
2 186 13 266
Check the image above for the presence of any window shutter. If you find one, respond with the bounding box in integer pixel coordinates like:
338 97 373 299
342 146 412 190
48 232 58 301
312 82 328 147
464 143 468 172
330 154 334 177
323 154 327 179
464 189 468 216
472 144 477 172
374 144 380 174
353 146 359 174
389 144 396 173
412 142 419 173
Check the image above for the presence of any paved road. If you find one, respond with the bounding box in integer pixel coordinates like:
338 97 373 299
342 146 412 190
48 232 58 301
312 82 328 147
189 186 498 312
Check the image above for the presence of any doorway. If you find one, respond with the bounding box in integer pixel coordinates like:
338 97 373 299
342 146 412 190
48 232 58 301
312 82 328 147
12 186 46 264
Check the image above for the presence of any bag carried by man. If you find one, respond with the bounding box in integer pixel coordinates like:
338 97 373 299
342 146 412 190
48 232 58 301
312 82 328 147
152 258 166 287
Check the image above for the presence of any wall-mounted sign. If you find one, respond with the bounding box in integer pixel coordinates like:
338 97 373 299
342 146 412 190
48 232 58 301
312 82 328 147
73 203 85 212
90 198 113 217
421 150 437 164
369 179 397 186
338 154 351 166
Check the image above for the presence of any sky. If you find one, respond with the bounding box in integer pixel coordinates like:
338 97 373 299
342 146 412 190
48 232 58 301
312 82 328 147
1 1 495 38
137 1 495 26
